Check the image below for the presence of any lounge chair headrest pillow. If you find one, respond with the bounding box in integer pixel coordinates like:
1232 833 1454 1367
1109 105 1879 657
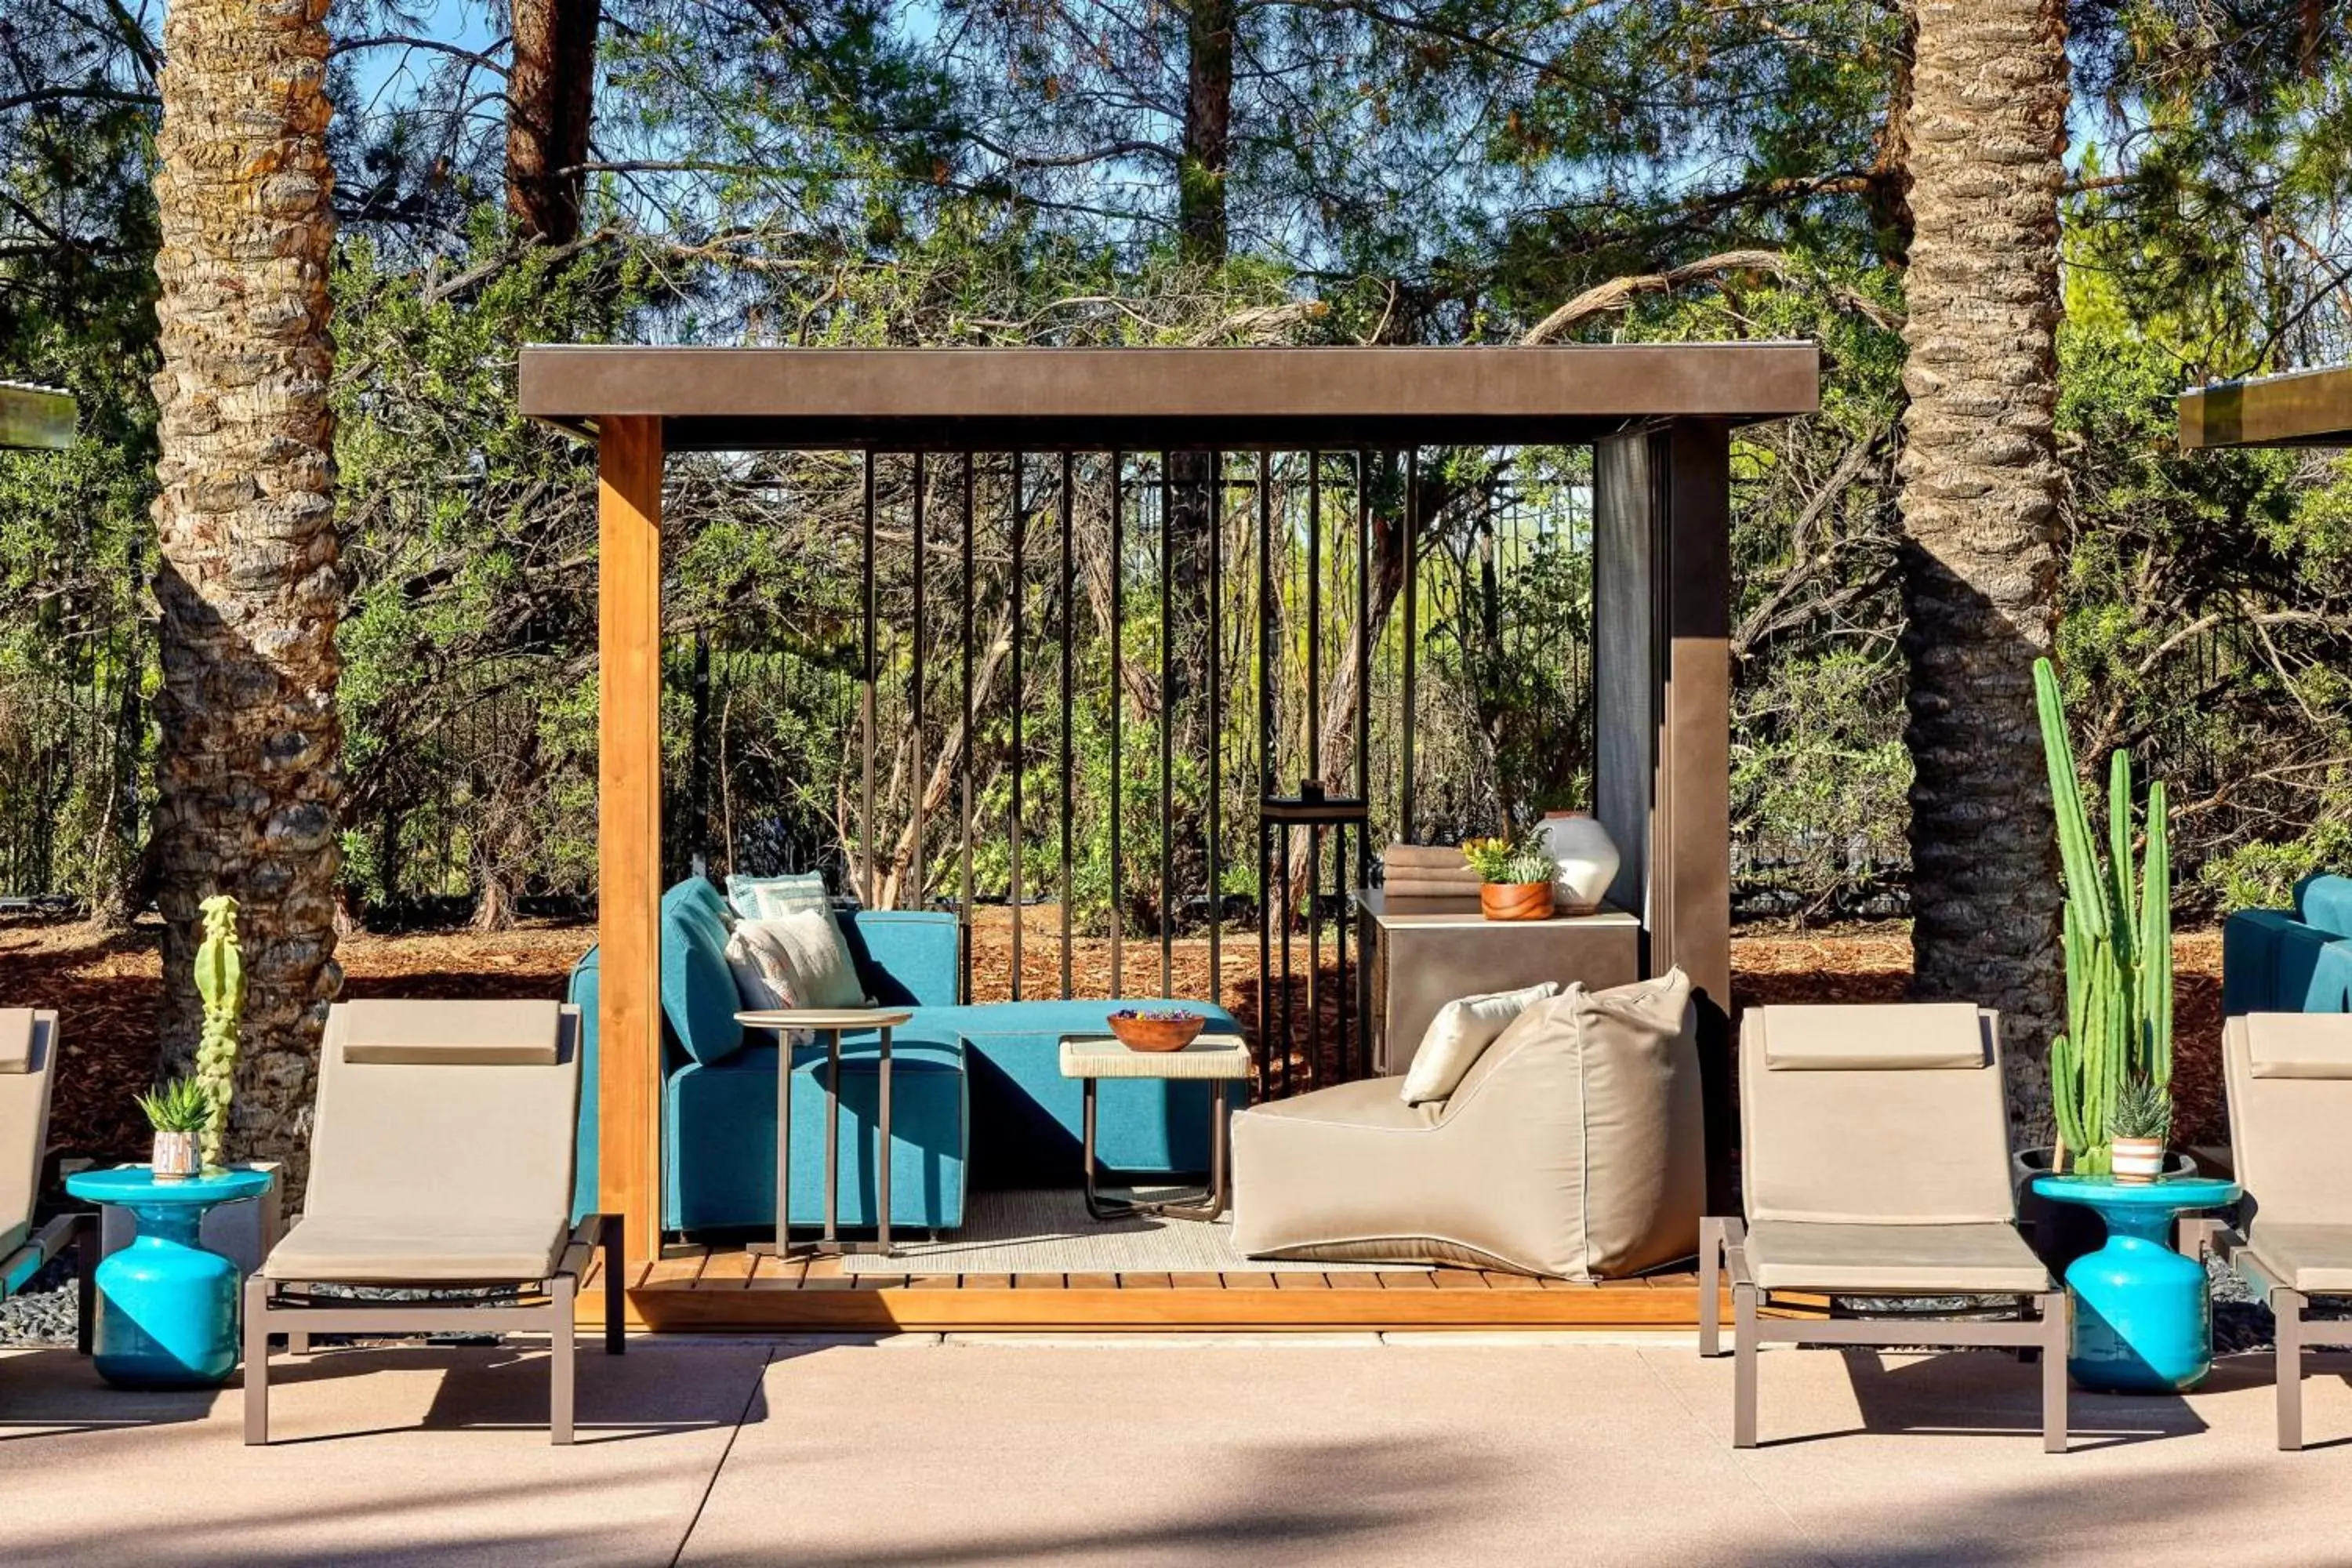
2247 1013 2352 1079
0 1008 31 1073
1760 1003 1987 1070
340 999 563 1066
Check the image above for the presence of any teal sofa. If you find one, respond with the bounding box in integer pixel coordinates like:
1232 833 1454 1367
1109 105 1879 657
2223 873 2352 1018
570 878 1243 1235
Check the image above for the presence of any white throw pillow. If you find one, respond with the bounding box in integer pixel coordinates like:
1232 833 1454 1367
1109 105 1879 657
744 909 869 1011
1400 982 1560 1105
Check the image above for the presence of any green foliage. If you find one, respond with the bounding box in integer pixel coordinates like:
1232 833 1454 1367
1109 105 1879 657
136 1076 211 1136
1461 831 1553 886
2038 658 2174 1175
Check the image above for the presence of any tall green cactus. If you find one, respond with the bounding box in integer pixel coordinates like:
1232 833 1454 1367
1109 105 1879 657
2034 659 2172 1174
193 894 243 1169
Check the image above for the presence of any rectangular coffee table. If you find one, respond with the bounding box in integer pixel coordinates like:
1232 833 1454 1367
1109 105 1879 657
1057 1033 1249 1222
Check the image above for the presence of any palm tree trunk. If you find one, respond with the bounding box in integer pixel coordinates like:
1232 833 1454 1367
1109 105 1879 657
150 0 341 1194
507 0 602 244
1896 0 2070 1145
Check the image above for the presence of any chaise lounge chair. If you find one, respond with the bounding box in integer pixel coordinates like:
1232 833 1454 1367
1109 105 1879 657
1 1008 94 1348
2207 1013 2352 1450
243 999 623 1445
1700 1003 2069 1450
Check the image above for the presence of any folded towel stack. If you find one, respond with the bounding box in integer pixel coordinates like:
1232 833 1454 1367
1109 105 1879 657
1381 843 1482 898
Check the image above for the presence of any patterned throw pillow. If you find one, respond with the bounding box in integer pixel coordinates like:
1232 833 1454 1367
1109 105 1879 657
726 872 832 923
742 909 869 1011
723 925 794 1012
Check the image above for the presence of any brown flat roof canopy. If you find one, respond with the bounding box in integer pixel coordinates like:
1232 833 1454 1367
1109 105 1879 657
520 343 1820 451
2179 365 2352 450
0 380 74 450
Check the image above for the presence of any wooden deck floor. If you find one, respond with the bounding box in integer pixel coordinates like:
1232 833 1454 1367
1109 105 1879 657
579 1247 1762 1334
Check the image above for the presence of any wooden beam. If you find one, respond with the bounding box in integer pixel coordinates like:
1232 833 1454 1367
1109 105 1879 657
598 415 663 1264
2180 365 2352 449
0 383 75 450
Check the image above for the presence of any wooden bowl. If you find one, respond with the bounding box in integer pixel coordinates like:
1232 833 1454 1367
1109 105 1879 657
1479 882 1554 922
1107 1009 1206 1052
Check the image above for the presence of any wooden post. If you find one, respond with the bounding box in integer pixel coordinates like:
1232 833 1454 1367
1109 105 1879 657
599 416 663 1265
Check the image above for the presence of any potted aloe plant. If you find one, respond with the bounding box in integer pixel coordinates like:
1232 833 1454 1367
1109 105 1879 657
137 1076 209 1182
1462 831 1557 922
2107 1075 2172 1183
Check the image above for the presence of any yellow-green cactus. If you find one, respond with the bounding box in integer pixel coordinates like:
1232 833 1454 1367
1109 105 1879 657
193 894 242 1168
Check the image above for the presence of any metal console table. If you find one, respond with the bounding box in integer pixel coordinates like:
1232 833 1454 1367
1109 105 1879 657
737 1007 911 1259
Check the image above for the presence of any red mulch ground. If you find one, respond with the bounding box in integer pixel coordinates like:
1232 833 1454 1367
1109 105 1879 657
0 912 2229 1163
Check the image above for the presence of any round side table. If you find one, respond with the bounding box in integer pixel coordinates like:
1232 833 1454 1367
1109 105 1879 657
2029 1171 2239 1395
64 1164 274 1389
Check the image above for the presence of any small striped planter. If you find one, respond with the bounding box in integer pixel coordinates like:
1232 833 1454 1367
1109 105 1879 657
2110 1137 2167 1183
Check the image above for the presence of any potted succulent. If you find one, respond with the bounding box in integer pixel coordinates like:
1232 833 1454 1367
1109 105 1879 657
2107 1075 2172 1183
137 1076 210 1181
1462 831 1558 922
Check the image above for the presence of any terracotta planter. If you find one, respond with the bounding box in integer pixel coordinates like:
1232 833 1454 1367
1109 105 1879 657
2110 1137 2167 1183
151 1131 199 1183
1479 882 1553 922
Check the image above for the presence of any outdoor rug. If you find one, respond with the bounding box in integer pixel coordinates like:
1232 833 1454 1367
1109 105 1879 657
837 1188 1384 1274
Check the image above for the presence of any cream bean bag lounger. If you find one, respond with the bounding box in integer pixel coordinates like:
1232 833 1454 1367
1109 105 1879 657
1229 970 1703 1279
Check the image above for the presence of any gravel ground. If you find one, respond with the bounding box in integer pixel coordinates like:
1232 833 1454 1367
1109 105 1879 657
0 1257 77 1346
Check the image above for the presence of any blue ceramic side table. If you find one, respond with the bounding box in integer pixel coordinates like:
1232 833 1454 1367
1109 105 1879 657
64 1164 274 1389
2030 1171 2240 1395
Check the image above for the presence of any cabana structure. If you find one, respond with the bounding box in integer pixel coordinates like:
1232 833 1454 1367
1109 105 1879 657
2180 365 2352 449
521 343 1818 1331
0 380 75 450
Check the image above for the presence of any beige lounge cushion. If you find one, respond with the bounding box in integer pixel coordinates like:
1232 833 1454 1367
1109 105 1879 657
1741 1005 2014 1227
1744 1219 2049 1294
2223 1017 2352 1229
0 1011 56 1263
0 1008 31 1073
1233 969 1700 1279
340 999 562 1065
2247 1014 2352 1079
1759 1003 1987 1071
2244 1221 2352 1294
280 1001 583 1288
1399 982 1558 1105
742 911 868 1011
261 1214 569 1283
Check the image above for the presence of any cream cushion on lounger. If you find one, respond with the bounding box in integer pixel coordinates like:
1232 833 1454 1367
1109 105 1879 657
0 1008 56 1265
1231 970 1701 1279
1739 1003 2045 1294
2225 1014 2352 1293
263 1000 579 1284
1398 981 1558 1105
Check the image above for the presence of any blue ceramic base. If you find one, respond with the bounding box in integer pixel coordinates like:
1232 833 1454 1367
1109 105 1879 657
91 1229 241 1388
65 1166 274 1391
2031 1172 2238 1396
